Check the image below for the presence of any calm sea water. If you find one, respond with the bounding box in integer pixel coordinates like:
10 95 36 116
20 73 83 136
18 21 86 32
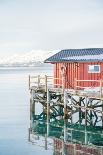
0 66 53 155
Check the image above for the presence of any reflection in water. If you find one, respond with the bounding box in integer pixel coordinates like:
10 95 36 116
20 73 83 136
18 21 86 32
0 66 53 155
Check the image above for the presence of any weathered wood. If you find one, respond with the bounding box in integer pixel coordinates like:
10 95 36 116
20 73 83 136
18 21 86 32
47 89 50 137
85 97 88 145
29 74 103 152
100 80 102 98
45 134 48 150
45 75 47 92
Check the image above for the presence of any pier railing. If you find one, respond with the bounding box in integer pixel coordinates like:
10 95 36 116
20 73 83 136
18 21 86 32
29 75 53 91
75 79 103 98
29 75 64 92
29 75 103 98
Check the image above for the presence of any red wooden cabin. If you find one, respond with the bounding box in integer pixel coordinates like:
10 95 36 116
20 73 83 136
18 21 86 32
44 48 103 89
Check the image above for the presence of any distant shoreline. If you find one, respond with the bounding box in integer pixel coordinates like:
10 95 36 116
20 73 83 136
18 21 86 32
0 63 53 68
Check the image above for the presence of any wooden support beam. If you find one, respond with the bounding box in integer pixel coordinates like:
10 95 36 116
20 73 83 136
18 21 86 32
79 97 82 125
28 128 31 142
45 75 47 92
89 98 93 126
64 90 68 142
102 100 103 129
47 88 50 137
100 80 102 98
85 97 88 145
71 96 73 143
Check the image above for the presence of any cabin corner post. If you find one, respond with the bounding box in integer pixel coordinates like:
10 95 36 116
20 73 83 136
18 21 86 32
61 74 65 93
47 88 50 137
74 78 77 90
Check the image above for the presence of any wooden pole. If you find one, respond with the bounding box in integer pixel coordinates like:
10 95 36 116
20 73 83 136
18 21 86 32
53 139 56 155
45 134 47 150
74 78 77 90
64 90 67 142
30 89 33 123
89 98 93 126
28 128 31 142
47 88 50 137
74 144 76 155
45 75 47 92
79 97 82 126
62 75 65 93
100 80 102 98
85 97 88 145
101 147 103 155
71 96 73 143
62 141 66 155
102 100 103 130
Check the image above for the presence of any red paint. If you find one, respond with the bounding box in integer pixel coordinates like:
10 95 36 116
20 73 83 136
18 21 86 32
54 139 101 155
53 62 103 89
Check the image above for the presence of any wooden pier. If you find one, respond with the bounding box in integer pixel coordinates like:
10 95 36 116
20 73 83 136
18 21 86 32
29 75 103 155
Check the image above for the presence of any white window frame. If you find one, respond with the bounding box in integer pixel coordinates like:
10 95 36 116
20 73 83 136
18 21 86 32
88 65 100 73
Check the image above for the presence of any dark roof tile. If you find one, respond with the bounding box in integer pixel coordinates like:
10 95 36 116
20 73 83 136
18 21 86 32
44 48 103 63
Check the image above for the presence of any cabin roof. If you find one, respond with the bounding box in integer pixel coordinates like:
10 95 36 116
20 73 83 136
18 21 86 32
44 48 103 63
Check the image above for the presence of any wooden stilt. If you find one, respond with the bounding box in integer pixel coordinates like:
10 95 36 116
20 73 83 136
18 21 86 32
79 97 82 126
28 128 31 142
45 134 47 150
64 90 67 142
74 144 76 155
62 141 66 155
102 100 103 130
85 97 88 145
47 88 50 137
45 75 47 92
89 99 93 126
71 96 73 143
101 147 103 155
30 89 34 127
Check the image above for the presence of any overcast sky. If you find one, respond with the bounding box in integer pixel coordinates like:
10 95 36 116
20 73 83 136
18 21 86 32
0 0 103 58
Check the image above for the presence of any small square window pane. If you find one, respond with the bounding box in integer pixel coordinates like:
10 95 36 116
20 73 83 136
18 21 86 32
89 65 94 72
94 66 99 71
88 65 100 73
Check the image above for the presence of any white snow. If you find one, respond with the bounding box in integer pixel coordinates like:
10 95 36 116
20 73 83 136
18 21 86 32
62 54 103 61
0 50 57 66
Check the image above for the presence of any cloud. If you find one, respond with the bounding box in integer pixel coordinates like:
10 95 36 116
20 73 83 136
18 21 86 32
0 0 103 56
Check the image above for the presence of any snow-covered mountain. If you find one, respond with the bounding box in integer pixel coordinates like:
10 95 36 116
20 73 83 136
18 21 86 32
0 50 58 67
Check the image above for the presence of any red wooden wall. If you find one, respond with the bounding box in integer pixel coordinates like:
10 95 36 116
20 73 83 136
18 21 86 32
54 62 103 89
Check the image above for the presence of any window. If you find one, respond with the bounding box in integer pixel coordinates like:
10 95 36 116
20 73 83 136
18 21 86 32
88 65 100 73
